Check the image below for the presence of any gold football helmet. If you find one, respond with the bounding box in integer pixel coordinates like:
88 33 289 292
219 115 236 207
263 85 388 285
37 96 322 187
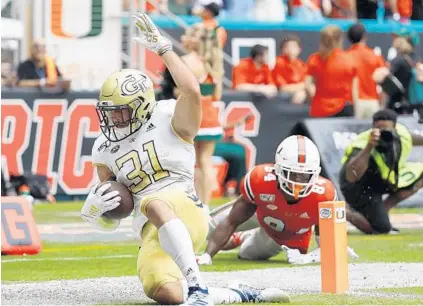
97 69 156 142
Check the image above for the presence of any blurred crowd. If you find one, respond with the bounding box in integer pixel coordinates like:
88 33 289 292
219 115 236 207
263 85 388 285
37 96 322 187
231 24 423 118
135 0 423 22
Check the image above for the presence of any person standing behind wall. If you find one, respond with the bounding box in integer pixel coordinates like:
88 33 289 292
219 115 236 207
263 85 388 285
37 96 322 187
346 23 386 119
272 35 308 105
17 40 61 88
232 45 278 99
305 25 359 118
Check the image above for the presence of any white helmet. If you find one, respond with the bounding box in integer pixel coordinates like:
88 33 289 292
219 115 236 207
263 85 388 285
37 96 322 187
274 135 321 199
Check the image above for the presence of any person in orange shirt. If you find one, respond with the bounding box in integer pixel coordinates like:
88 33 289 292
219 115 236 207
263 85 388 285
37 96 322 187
272 35 307 104
305 25 359 118
232 45 277 99
347 23 386 119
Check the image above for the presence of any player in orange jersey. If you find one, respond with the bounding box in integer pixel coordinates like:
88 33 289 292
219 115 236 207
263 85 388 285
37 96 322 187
197 135 358 265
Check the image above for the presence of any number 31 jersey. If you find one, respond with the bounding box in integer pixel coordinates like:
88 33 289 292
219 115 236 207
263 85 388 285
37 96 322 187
240 164 337 246
91 99 196 202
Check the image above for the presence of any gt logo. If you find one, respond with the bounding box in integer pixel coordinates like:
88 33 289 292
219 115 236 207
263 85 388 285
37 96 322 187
121 74 149 96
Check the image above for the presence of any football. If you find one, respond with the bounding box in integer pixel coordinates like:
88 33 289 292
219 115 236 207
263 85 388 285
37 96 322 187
99 181 134 220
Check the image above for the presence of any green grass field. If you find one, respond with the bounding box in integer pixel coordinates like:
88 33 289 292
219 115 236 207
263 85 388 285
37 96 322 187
2 199 423 305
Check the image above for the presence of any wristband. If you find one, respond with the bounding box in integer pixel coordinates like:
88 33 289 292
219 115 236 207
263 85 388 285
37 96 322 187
39 78 46 87
158 45 173 56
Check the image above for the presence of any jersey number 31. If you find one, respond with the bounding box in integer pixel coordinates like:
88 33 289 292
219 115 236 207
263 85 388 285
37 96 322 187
115 141 169 193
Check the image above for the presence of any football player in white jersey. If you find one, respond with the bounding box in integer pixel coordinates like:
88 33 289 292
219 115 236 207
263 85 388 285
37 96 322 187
81 13 290 306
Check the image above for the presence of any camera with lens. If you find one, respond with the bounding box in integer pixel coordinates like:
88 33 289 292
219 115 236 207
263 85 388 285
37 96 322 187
376 130 396 153
380 130 394 143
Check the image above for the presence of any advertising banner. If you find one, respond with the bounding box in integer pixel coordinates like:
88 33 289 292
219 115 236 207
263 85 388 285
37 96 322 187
2 90 422 207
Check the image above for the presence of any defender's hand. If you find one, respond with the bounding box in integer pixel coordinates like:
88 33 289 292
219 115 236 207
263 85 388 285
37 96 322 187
132 12 172 56
347 246 359 260
196 253 212 265
81 183 121 223
283 245 321 265
367 128 380 149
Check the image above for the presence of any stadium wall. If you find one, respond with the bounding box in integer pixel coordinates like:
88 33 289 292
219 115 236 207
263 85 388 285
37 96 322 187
122 18 423 83
1 89 423 207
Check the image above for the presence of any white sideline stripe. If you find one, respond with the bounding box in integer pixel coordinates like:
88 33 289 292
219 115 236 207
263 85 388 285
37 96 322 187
2 250 239 263
1 254 137 263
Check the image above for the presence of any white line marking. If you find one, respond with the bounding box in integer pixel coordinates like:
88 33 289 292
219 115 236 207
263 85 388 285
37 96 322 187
1 254 137 263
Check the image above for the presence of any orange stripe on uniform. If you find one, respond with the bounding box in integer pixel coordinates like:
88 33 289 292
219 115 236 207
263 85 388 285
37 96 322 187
297 135 306 163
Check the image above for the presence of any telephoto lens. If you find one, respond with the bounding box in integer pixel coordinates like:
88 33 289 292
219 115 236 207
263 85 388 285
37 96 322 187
380 130 394 143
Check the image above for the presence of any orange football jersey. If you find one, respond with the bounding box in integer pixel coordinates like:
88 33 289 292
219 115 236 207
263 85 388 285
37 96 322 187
240 164 337 250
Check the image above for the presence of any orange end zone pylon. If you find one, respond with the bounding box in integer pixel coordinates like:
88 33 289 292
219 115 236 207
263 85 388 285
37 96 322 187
1 196 42 255
318 201 349 294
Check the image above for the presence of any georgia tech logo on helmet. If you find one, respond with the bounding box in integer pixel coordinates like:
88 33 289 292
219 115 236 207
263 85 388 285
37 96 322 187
120 74 149 96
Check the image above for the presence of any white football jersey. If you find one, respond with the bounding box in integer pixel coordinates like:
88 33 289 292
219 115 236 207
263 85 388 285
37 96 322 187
91 99 196 236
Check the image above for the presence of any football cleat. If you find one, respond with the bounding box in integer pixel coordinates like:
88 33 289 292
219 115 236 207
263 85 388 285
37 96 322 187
229 281 290 303
184 285 214 306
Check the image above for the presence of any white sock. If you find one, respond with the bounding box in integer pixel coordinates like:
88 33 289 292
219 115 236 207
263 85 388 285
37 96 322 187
209 287 244 304
158 218 204 288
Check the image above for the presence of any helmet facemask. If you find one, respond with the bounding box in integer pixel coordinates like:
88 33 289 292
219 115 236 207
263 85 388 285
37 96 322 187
274 163 321 200
96 97 152 142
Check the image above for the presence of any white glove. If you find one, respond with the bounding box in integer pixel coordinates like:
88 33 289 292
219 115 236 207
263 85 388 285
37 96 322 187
347 246 359 260
282 245 321 265
282 245 359 265
132 12 172 56
80 183 121 223
196 253 212 265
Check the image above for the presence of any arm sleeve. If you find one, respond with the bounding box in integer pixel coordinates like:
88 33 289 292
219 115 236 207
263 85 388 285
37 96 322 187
273 67 288 88
267 68 276 85
239 167 257 202
91 139 109 167
232 64 249 88
305 55 316 77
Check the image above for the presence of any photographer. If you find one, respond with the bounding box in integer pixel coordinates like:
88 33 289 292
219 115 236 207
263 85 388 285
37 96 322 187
373 28 421 115
340 110 423 234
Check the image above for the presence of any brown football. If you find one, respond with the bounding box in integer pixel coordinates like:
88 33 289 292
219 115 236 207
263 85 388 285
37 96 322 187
99 181 134 220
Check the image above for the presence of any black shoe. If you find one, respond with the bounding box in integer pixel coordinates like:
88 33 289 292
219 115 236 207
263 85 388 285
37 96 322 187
389 227 400 234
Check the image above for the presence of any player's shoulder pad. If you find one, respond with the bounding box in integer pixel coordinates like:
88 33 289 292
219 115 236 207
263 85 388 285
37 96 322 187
241 163 276 202
156 99 177 118
314 176 337 201
92 134 109 155
91 134 111 165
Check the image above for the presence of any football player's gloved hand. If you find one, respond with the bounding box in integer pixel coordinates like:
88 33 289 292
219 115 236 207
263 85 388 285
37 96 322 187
283 245 359 265
80 183 121 223
282 245 320 265
196 253 212 265
132 12 172 56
